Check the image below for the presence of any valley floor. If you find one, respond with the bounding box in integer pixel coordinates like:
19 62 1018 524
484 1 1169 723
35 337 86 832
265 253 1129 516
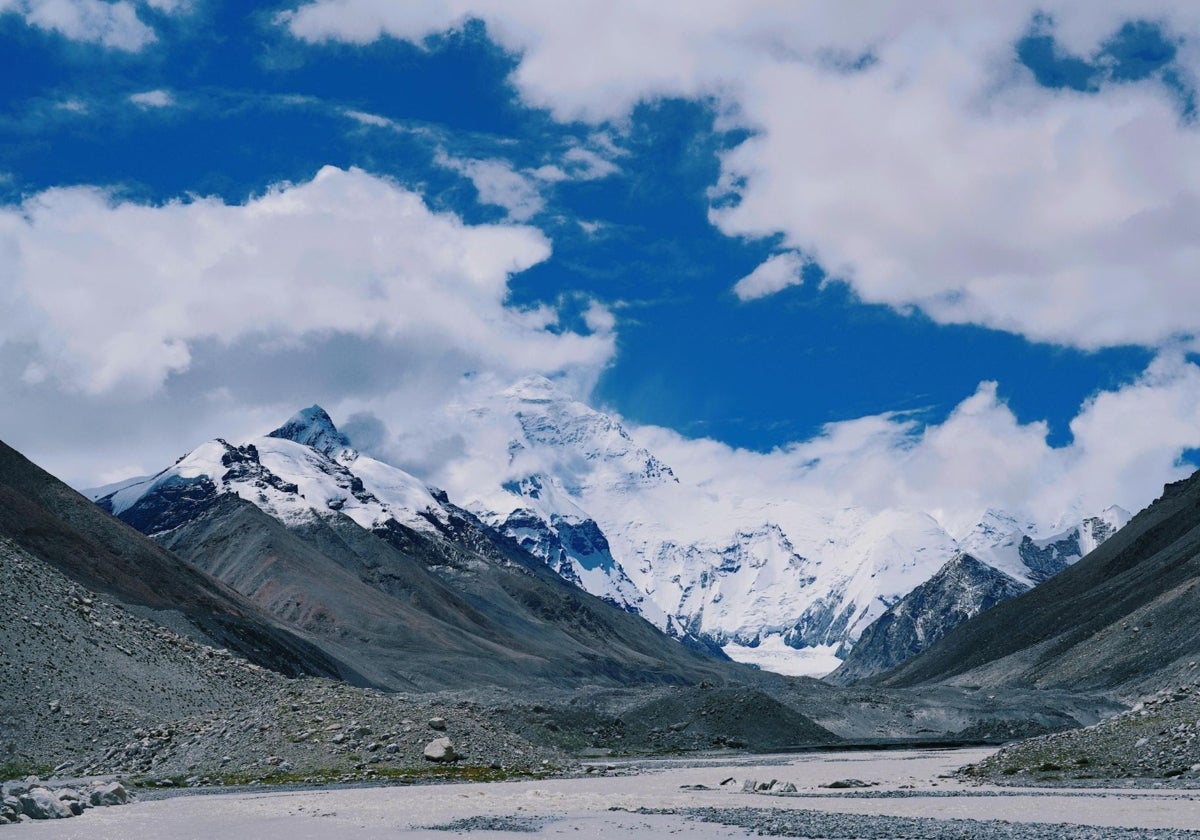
15 747 1200 839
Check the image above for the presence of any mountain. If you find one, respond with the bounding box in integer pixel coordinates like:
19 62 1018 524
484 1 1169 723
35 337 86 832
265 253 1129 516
829 509 1130 684
95 410 742 691
865 469 1200 695
430 376 1127 676
0 439 355 682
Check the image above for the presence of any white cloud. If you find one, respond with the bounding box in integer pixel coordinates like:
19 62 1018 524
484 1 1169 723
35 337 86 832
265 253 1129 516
343 108 393 127
128 89 173 108
279 1 1200 351
2 0 157 50
435 151 546 221
434 140 620 222
0 166 613 397
634 352 1200 535
55 98 88 113
733 251 806 301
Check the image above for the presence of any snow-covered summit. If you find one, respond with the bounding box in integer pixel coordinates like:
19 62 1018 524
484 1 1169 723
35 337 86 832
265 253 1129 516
268 404 353 458
431 378 1133 678
98 409 448 537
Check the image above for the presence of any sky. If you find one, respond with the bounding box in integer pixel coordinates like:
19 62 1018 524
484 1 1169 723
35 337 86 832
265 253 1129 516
3 1 1200 531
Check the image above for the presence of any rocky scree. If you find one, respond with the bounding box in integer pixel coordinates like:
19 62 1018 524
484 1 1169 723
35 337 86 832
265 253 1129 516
961 681 1200 786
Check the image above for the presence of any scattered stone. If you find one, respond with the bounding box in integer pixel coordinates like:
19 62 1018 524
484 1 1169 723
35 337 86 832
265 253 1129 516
821 778 872 789
423 737 459 763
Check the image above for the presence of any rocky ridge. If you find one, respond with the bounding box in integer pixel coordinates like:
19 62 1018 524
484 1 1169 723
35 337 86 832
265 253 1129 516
961 681 1200 786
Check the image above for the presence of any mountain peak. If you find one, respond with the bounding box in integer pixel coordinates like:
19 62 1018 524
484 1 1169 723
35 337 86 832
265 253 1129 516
268 405 352 457
503 375 569 404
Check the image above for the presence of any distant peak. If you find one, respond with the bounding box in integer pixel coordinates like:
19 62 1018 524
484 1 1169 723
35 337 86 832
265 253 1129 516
268 405 352 457
502 375 569 403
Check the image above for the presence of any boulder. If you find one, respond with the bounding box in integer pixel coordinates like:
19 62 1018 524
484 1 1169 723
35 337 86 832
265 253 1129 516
423 737 459 763
821 778 871 789
428 717 448 731
19 787 73 819
89 781 130 807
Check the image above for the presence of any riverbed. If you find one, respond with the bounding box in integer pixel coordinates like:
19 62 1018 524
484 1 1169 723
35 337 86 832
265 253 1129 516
16 747 1200 838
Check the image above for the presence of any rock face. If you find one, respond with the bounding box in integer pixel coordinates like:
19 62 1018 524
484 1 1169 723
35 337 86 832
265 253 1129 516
874 469 1200 694
827 554 1029 685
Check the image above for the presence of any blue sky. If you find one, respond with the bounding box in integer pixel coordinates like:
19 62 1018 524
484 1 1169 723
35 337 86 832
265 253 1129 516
4 1 1200 527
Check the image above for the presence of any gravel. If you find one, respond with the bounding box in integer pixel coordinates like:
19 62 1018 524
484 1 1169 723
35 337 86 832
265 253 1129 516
961 682 1200 787
646 806 1200 839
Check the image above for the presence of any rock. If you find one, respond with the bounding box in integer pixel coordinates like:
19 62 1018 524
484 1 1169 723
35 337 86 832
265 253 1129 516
385 743 399 754
741 779 757 792
779 782 797 793
821 778 872 789
428 717 448 731
423 737 459 763
19 786 73 819
89 781 130 807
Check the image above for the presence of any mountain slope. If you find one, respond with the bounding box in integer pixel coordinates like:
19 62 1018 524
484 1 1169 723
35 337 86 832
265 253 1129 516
434 376 1126 676
827 553 1028 685
870 470 1200 695
829 509 1129 685
0 439 355 682
97 412 745 691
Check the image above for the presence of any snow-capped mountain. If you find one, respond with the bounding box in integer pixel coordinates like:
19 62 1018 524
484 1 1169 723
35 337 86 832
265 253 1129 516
93 406 739 690
436 376 1129 677
94 387 1130 680
99 406 452 538
825 507 1131 683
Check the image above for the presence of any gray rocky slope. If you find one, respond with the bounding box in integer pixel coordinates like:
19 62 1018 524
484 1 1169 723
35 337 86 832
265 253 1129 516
0 440 353 682
866 468 1200 696
829 513 1125 685
0 435 1126 792
827 553 1028 685
107 445 742 692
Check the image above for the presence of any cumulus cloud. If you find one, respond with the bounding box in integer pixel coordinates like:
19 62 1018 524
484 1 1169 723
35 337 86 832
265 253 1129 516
279 1 1200 351
0 165 614 397
128 89 173 108
1 0 159 50
634 353 1200 536
732 251 806 301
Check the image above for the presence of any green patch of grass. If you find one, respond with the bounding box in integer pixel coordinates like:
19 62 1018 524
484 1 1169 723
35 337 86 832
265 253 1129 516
0 759 54 780
200 763 548 789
